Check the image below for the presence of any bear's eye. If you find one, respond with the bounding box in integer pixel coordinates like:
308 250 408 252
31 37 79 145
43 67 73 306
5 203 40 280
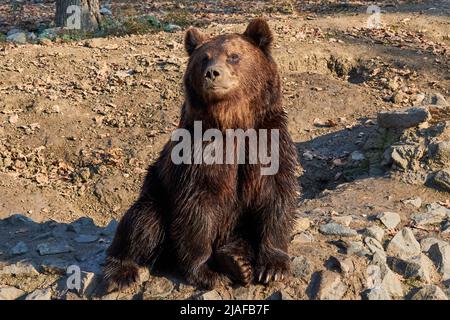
227 53 240 64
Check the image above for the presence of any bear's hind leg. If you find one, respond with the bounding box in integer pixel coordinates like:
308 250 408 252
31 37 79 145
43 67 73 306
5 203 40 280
104 199 165 291
215 238 254 286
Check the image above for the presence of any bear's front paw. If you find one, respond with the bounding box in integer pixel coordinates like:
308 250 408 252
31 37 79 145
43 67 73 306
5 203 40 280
104 257 140 292
187 264 221 290
255 249 290 284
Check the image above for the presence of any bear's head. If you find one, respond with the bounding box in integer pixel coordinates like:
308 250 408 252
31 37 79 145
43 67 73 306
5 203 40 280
182 18 281 129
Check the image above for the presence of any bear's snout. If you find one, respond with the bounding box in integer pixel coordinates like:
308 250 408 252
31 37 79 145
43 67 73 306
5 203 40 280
205 66 222 82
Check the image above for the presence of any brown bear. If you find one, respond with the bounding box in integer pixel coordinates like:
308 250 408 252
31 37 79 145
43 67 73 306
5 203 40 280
104 18 299 290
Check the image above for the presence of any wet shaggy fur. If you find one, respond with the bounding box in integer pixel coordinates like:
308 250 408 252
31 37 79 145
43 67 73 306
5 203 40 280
104 18 299 290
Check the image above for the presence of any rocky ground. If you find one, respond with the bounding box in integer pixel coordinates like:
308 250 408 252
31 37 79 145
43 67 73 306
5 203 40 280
0 0 450 300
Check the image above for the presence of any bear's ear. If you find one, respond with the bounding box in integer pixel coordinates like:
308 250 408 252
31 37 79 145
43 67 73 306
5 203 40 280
243 18 273 53
184 28 208 56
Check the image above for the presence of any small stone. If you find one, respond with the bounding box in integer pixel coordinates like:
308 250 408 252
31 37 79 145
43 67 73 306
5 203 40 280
100 220 118 236
421 93 448 107
420 237 446 252
434 169 450 192
328 256 354 274
346 241 371 257
376 212 401 229
268 289 294 300
331 215 352 226
442 220 450 233
10 241 28 255
198 290 222 300
366 262 404 298
40 259 70 275
364 225 385 243
424 240 450 281
25 288 52 300
74 235 98 243
410 285 448 300
291 231 315 244
364 237 386 258
143 277 174 299
387 254 433 283
78 168 91 182
0 262 39 276
412 210 446 226
403 197 422 208
386 228 421 259
364 286 392 300
37 242 73 255
0 286 25 300
377 107 431 129
350 151 365 161
315 271 347 300
99 7 112 15
434 141 450 164
6 32 27 44
291 255 314 280
319 222 358 237
8 114 18 124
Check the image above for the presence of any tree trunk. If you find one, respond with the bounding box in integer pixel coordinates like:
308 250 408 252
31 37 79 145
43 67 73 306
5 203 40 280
55 0 101 32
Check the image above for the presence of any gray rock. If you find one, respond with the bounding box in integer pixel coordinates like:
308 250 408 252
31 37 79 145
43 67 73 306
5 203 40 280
434 141 450 164
386 228 421 259
37 242 73 256
163 24 182 33
425 203 450 217
403 197 422 208
364 225 385 243
412 211 446 226
99 7 112 15
7 28 24 36
364 286 392 300
291 231 315 244
6 32 27 44
0 286 25 300
388 254 433 283
364 237 386 258
366 262 404 298
377 107 431 129
74 235 98 243
442 220 450 233
25 288 52 300
383 144 424 170
0 262 39 276
319 222 358 237
40 259 70 275
376 212 401 229
421 93 448 107
198 290 222 300
143 277 174 299
328 256 354 274
350 151 365 161
315 271 347 300
267 289 294 300
410 285 448 300
425 240 450 281
10 241 28 255
291 255 314 280
346 241 371 257
434 169 450 192
420 237 446 252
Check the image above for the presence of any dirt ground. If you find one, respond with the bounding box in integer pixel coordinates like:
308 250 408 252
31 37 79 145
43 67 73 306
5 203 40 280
0 0 449 300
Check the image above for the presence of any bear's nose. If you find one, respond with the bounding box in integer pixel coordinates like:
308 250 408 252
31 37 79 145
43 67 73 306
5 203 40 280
204 66 221 82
